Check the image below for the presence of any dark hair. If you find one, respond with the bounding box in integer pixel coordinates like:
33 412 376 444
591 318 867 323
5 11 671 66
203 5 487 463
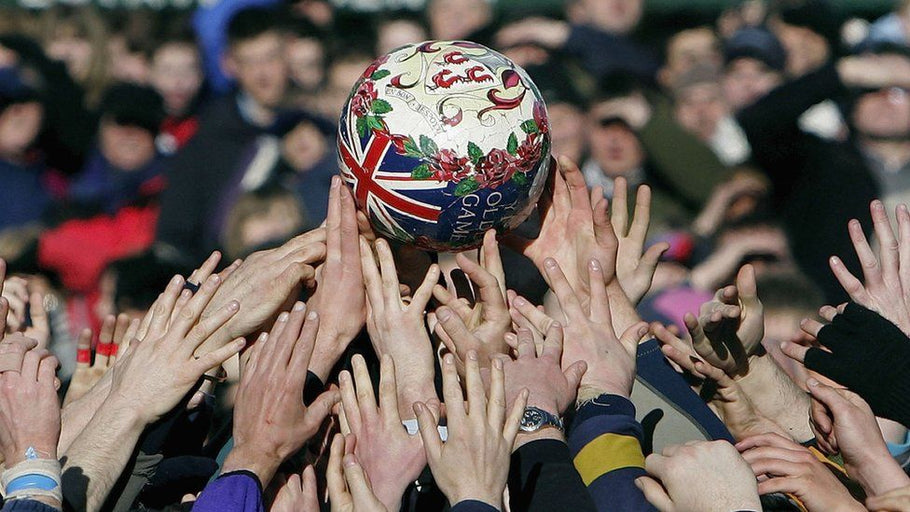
108 251 183 313
591 72 646 105
755 270 824 315
227 7 283 48
152 17 199 57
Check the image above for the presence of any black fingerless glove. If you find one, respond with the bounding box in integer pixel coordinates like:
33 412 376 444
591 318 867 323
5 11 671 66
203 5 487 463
807 302 910 427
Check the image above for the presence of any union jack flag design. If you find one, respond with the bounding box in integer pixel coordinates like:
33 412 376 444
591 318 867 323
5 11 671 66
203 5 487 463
338 105 451 244
336 40 551 251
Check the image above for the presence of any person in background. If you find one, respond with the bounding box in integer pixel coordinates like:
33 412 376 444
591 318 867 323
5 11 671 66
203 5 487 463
39 5 110 108
222 186 306 261
672 63 751 166
657 26 723 90
149 26 206 153
843 43 910 212
722 26 787 112
426 0 494 44
375 13 428 56
33 83 165 312
285 18 327 109
155 7 292 264
0 66 52 232
495 0 659 83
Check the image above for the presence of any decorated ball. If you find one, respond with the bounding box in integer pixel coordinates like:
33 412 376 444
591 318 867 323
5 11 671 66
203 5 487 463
337 40 551 252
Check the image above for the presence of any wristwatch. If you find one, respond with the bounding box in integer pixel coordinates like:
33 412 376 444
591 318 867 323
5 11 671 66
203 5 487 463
519 406 564 433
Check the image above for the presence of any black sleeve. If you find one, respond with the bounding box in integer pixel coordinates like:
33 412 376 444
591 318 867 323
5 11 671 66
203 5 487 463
154 135 215 264
736 63 848 178
508 439 596 512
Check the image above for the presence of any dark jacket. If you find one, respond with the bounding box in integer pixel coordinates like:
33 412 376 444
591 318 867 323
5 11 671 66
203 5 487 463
155 94 264 263
737 63 878 303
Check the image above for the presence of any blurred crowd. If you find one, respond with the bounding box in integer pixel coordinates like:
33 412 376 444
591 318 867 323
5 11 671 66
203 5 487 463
3 0 910 511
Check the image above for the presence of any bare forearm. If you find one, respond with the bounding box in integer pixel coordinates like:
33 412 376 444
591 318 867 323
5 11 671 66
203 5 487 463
737 356 813 442
59 376 112 454
61 395 145 512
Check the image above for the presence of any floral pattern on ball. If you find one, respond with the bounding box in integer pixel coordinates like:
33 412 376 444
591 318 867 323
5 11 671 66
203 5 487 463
337 40 551 251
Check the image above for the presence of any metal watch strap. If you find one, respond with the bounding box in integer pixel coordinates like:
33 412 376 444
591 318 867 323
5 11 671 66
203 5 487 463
519 406 564 433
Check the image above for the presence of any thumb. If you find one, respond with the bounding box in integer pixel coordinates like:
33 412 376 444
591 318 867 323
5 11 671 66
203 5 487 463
563 360 587 393
806 378 852 416
302 389 340 435
635 476 675 512
619 322 650 355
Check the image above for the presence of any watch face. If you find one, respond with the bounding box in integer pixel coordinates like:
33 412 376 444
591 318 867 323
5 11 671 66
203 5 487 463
520 408 545 431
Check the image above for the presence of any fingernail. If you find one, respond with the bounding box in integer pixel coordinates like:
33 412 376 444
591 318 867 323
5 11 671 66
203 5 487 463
278 312 289 323
343 454 357 467
873 200 884 211
228 300 240 311
779 341 789 350
332 176 340 188
258 332 268 342
634 479 643 490
514 296 526 306
307 311 318 320
293 301 305 312
436 307 451 321
493 358 503 370
807 378 819 387
638 326 648 337
544 258 557 269
210 274 220 283
444 354 455 365
589 258 601 271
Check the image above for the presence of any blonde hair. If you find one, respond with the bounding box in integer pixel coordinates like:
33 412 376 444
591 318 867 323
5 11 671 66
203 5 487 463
39 5 110 108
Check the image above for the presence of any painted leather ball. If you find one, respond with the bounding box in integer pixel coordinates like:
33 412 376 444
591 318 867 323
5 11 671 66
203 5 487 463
337 40 551 252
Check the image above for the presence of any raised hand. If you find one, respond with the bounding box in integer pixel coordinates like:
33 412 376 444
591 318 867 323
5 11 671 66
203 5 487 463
326 433 389 512
737 433 865 512
658 329 787 441
501 324 585 450
272 466 320 512
307 177 367 381
656 267 813 441
540 257 648 402
361 237 439 419
0 342 61 510
691 265 764 377
806 378 910 496
611 177 670 305
1 272 28 333
433 230 511 373
780 302 910 427
0 342 60 466
224 303 339 487
827 201 910 336
503 157 619 302
196 226 327 355
414 351 527 509
64 314 136 405
636 440 761 512
338 354 430 511
109 274 246 424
